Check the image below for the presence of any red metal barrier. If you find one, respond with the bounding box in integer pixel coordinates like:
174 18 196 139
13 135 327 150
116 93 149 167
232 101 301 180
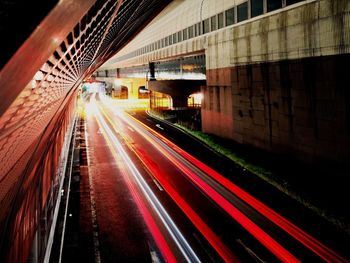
0 90 77 263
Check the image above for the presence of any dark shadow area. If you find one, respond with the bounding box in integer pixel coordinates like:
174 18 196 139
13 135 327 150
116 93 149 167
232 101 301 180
199 132 350 230
0 0 59 69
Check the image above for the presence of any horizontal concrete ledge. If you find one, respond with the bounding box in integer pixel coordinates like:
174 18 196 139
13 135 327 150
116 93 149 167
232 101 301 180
147 79 206 97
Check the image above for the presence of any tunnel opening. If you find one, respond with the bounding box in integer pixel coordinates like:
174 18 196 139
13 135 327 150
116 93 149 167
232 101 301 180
149 90 202 131
150 91 172 110
187 92 203 108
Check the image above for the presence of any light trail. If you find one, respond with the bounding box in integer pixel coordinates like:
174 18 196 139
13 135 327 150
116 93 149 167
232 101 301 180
98 97 240 261
98 106 239 262
100 127 176 263
90 94 201 263
126 112 349 263
126 147 239 262
99 94 348 262
98 97 298 262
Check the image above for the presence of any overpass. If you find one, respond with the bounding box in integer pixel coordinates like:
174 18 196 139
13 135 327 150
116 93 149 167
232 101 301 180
0 0 349 262
97 0 350 163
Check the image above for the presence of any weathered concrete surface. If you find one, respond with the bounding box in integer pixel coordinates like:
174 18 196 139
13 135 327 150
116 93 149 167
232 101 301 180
206 0 350 69
201 0 350 164
202 54 350 164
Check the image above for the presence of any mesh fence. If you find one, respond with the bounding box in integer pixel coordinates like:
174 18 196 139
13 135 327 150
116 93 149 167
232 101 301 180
0 0 170 261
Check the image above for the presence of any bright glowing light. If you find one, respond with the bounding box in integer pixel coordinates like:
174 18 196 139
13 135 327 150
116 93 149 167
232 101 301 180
139 89 150 94
192 93 203 102
82 82 105 93
182 64 195 71
155 72 206 80
84 99 97 117
188 93 203 106
100 94 149 110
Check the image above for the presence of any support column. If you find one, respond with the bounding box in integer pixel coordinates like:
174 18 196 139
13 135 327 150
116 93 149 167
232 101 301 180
149 62 156 80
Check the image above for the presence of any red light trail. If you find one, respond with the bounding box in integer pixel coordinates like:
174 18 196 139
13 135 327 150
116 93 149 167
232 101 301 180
87 94 349 263
128 114 348 263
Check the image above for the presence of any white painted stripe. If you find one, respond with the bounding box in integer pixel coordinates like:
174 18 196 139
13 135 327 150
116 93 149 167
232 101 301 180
153 178 164 191
58 119 77 263
44 116 76 263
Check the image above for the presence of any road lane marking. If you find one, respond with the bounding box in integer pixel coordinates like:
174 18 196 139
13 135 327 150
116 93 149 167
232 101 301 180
155 124 164 130
236 239 266 263
152 178 164 191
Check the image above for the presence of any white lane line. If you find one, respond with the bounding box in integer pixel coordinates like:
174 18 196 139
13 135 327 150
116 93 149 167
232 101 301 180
52 117 76 263
155 124 164 130
153 178 164 191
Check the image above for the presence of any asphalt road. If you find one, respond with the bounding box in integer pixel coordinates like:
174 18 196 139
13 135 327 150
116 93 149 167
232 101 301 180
77 92 349 262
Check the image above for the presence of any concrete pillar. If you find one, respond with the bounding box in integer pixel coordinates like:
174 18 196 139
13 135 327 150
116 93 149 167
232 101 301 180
149 62 156 80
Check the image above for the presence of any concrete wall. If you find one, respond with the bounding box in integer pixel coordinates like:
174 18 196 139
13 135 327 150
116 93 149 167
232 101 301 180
202 0 350 163
203 55 350 163
206 0 350 69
